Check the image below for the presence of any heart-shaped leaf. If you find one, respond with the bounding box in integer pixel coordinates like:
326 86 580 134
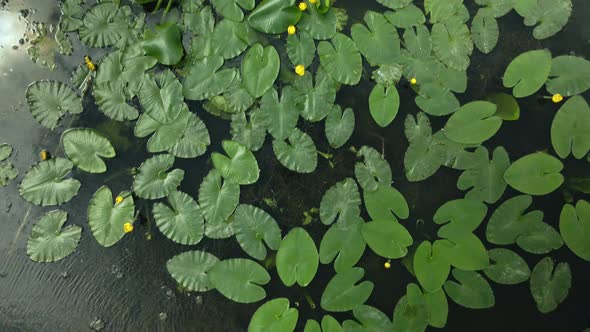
354 146 392 192
435 234 489 271
551 95 590 159
26 210 81 263
209 258 270 303
434 199 487 238
369 83 400 127
486 195 543 245
212 140 260 185
62 128 115 174
272 128 317 173
530 257 571 313
320 178 362 227
233 204 282 260
132 154 184 199
166 250 220 292
351 11 400 66
183 55 237 101
503 49 552 98
362 220 413 259
318 33 362 85
276 227 319 287
443 101 502 145
414 240 451 292
456 146 510 204
154 191 205 245
19 158 81 206
504 152 564 195
363 184 409 222
142 22 184 65
319 217 366 273
248 0 301 34
26 81 83 130
199 169 240 239
546 55 590 96
248 298 299 332
560 200 590 261
325 105 355 149
484 248 531 285
444 269 495 309
321 267 374 312
88 186 135 247
242 43 280 98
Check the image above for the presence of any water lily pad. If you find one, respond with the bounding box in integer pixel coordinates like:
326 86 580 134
485 92 520 121
392 284 429 332
248 0 301 34
88 186 135 247
560 200 590 261
292 69 337 122
516 221 563 254
93 82 139 121
209 258 270 303
424 0 464 23
168 113 211 158
26 210 81 263
318 33 362 85
273 128 317 173
325 105 355 149
471 8 498 54
551 96 590 159
242 44 280 98
286 32 315 67
484 248 531 285
424 288 448 328
503 49 552 98
384 5 426 28
364 184 409 222
434 198 487 239
546 56 590 96
321 267 374 312
276 227 319 287
320 178 362 227
142 22 184 65
362 220 412 259
320 315 343 331
248 298 299 332
166 250 220 292
475 0 514 17
26 81 83 130
444 269 495 309
486 195 543 245
414 83 460 116
435 234 489 271
0 144 12 161
432 20 473 71
443 101 502 144
19 158 80 206
134 108 190 153
212 140 260 185
59 0 84 32
530 257 571 313
413 240 450 292
62 128 115 174
504 152 564 195
514 0 572 39
298 4 337 40
154 191 204 245
259 87 300 141
0 144 18 187
231 110 267 151
211 0 254 22
304 320 321 332
198 169 240 239
132 154 184 199
79 3 127 47
319 217 366 273
183 55 238 101
456 146 510 204
139 69 185 124
211 19 256 59
342 305 393 331
233 204 282 260
354 146 392 192
351 11 400 66
369 83 400 128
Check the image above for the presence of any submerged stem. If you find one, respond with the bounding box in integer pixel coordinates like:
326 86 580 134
303 290 316 309
153 0 164 12
316 150 333 160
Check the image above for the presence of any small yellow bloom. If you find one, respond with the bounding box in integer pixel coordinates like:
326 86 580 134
40 150 49 161
384 261 391 269
123 222 134 233
298 2 307 11
309 0 317 3
287 25 296 35
295 65 305 76
410 77 417 85
552 93 564 104
84 55 96 72
115 196 124 204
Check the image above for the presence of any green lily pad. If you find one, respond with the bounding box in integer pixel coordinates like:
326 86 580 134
413 240 450 293
248 0 301 34
514 0 572 39
59 0 84 32
414 83 460 116
153 191 204 245
504 152 564 195
401 25 432 59
475 0 514 17
444 269 495 309
26 210 81 263
351 11 400 66
242 44 280 98
248 298 299 332
321 315 343 331
292 69 337 122
443 101 502 145
486 195 543 245
432 20 473 71
319 217 366 273
211 0 254 22
318 33 362 85
456 146 510 204
546 56 590 96
212 140 260 185
79 3 127 47
273 128 317 173
183 55 238 101
211 19 256 60
320 178 362 227
259 87 299 140
364 184 409 222
286 31 316 67
198 169 240 239
93 82 139 121
321 267 374 312
484 248 531 285
298 4 337 40
166 250 220 292
142 22 184 65
424 288 448 328
435 234 489 271
26 81 83 130
132 154 184 199
354 146 392 192
134 109 190 153
392 283 429 332
342 305 393 331
233 204 282 260
209 258 270 303
384 5 426 28
231 110 267 152
168 113 211 159
0 144 13 161
362 220 412 259
485 92 520 121
434 199 487 238
503 49 552 98
61 128 115 174
304 320 321 332
560 200 590 261
424 0 464 23
325 105 355 149
369 83 400 128
19 158 81 206
88 186 135 247
276 227 319 287
551 96 590 159
0 144 17 187
138 69 185 124
516 221 563 254
471 8 498 54
530 257 571 313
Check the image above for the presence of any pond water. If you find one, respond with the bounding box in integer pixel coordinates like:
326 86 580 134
0 0 589 331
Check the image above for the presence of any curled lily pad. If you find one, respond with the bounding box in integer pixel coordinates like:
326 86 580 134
514 0 572 40
248 298 299 332
362 220 413 259
79 3 127 47
325 105 355 149
319 217 366 273
212 140 260 185
286 31 315 67
351 11 400 66
26 81 83 130
199 169 240 239
503 49 552 98
248 0 301 34
369 83 400 128
321 267 374 312
62 128 115 174
183 55 238 101
530 257 571 313
320 178 362 227
276 227 319 287
272 128 318 174
444 269 495 309
560 200 590 261
318 33 362 85
209 258 270 303
138 69 185 124
93 82 139 121
132 154 184 199
413 240 450 293
142 22 184 66
233 204 282 260
546 56 590 96
550 96 590 159
166 250 220 292
484 248 531 285
242 43 280 98
26 210 81 263
19 158 81 206
259 87 299 141
154 191 205 245
504 152 564 196
443 101 502 145
88 186 135 247
456 146 510 204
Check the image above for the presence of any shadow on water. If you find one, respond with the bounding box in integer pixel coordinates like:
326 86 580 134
0 0 589 331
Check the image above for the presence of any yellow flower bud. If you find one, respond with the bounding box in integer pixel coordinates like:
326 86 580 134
410 77 417 85
40 150 49 161
298 2 307 11
552 93 564 104
295 65 305 76
384 261 391 269
310 0 317 3
123 222 134 233
287 25 296 35
115 196 124 204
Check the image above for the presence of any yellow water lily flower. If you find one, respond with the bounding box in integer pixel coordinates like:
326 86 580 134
410 77 417 85
295 65 305 76
115 196 124 204
298 2 307 11
123 222 134 233
552 93 564 104
40 150 49 161
287 25 296 35
84 55 96 72
384 261 391 269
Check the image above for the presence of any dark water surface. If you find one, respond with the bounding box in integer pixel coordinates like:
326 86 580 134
0 0 589 331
